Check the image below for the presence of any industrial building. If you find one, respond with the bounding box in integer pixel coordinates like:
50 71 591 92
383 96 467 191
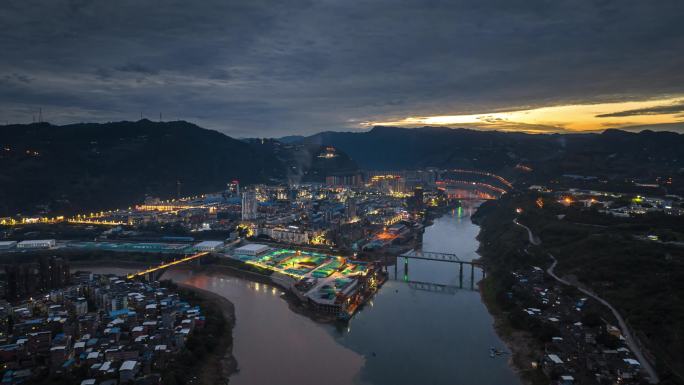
192 240 224 252
16 239 56 249
233 243 270 257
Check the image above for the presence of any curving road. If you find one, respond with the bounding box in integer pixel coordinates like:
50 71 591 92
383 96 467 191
513 218 660 384
513 218 540 246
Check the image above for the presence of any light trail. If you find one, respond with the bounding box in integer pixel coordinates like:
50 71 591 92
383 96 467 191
437 179 508 195
448 169 513 189
126 251 208 279
67 219 126 226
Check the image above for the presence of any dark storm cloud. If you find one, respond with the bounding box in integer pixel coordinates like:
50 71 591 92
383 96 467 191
596 101 684 117
1 0 683 136
115 63 159 76
2 73 33 84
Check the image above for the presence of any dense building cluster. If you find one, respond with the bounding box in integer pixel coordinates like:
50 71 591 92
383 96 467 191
0 273 206 385
507 267 647 385
1 168 509 254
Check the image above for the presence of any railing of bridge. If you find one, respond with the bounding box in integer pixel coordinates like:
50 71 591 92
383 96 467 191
402 250 461 262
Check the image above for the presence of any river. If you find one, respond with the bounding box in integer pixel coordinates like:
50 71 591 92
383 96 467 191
82 202 520 385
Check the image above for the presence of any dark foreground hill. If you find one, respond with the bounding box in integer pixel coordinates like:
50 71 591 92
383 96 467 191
0 120 284 216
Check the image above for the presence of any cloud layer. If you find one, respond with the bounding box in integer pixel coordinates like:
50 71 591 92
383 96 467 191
1 0 684 136
596 101 684 118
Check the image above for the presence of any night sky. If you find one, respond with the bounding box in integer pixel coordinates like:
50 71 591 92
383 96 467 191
1 0 684 136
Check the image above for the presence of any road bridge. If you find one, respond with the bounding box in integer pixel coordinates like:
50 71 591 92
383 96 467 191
126 251 208 280
399 250 486 290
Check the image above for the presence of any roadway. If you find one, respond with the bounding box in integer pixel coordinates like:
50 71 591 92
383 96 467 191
126 251 208 279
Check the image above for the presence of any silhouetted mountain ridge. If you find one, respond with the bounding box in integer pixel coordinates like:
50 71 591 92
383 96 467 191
0 120 284 216
297 126 684 179
3 122 683 216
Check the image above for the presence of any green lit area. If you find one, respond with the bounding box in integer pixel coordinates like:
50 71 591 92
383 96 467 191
238 247 369 279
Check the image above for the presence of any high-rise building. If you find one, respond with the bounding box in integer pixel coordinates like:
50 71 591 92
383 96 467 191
413 186 425 210
345 198 357 219
241 190 258 220
325 173 362 187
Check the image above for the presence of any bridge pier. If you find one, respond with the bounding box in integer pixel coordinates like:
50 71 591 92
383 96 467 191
470 264 475 290
459 262 463 288
403 257 409 281
394 259 397 279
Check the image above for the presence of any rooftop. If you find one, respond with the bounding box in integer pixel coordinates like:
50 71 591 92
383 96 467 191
235 243 270 253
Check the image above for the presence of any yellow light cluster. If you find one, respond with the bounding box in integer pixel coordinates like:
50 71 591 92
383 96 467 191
370 174 400 182
310 233 328 245
67 219 126 226
0 216 65 226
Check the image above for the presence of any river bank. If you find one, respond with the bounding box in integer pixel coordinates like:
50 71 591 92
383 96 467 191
472 193 671 385
479 277 548 385
165 263 341 323
470 201 548 385
174 283 238 385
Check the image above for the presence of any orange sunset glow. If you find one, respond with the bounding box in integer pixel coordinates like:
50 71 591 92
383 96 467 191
363 96 684 133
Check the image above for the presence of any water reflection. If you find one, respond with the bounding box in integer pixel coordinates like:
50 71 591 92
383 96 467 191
166 270 366 385
331 201 520 385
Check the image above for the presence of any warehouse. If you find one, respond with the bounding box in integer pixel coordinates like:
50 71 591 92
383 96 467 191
17 239 56 249
192 240 224 252
234 243 270 256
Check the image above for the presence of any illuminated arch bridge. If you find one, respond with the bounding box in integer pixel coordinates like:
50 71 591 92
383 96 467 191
437 169 513 200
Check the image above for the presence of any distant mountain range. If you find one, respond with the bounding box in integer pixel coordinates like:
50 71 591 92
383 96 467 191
2 121 683 216
294 126 684 181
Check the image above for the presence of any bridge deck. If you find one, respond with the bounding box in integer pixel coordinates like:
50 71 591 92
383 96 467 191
401 250 485 266
402 250 461 262
126 251 208 279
